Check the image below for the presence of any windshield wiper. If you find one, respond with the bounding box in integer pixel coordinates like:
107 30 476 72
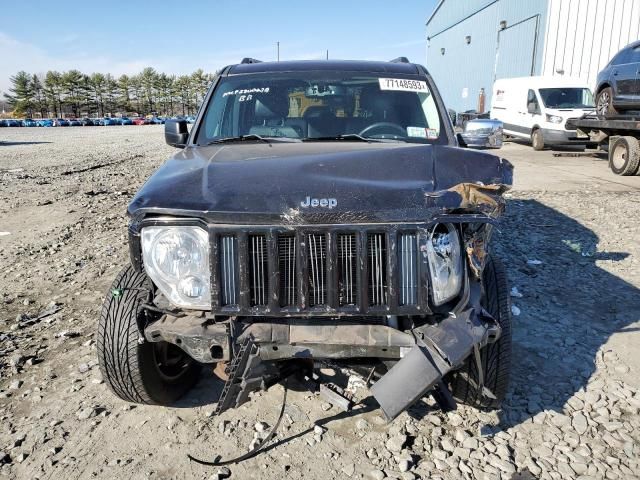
303 134 383 143
205 134 272 145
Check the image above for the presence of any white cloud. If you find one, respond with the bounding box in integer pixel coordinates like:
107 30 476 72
0 31 292 93
0 32 164 93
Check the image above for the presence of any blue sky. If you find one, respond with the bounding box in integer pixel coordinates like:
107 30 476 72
0 1 437 93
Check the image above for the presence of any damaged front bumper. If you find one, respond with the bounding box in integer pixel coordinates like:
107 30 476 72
144 280 500 421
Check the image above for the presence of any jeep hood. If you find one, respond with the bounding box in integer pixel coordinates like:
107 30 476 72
128 142 513 224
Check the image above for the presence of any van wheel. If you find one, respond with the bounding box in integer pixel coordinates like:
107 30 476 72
531 129 544 150
97 266 201 405
596 87 618 116
610 136 640 176
448 255 512 409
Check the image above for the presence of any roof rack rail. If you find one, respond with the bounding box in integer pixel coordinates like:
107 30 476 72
240 58 262 64
389 56 410 63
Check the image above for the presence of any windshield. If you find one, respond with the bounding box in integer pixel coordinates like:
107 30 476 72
196 73 444 145
538 88 594 109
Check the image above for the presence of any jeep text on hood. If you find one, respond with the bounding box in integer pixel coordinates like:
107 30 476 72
97 59 514 442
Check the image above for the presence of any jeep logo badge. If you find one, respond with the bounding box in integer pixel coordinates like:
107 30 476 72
300 196 337 209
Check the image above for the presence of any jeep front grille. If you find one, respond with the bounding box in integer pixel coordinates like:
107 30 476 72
209 225 432 316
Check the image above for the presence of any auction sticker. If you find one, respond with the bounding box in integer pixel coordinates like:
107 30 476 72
379 78 429 92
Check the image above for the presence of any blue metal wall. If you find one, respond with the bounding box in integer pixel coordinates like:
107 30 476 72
426 0 550 112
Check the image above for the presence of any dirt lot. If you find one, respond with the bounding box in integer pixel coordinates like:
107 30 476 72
1 126 639 480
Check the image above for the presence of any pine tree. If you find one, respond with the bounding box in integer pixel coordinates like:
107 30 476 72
4 71 33 117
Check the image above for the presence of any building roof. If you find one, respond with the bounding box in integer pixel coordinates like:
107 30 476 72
228 59 421 75
426 0 446 25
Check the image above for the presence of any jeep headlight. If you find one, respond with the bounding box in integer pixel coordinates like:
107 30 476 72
427 223 463 306
141 226 211 309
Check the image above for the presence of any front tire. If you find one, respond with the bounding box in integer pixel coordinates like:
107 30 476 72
531 129 544 151
448 255 512 409
97 266 201 405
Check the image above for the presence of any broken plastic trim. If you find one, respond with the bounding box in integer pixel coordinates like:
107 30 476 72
370 298 500 421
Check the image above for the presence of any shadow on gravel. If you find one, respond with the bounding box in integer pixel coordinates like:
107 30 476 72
493 199 640 430
0 141 53 146
173 371 224 408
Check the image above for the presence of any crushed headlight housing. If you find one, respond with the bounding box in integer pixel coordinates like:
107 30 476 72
426 223 463 306
141 226 211 309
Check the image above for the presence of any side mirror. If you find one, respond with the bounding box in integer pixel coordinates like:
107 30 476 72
527 102 538 114
456 132 468 148
165 119 189 148
447 108 457 126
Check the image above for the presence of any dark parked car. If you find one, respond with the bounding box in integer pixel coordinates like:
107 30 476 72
37 119 53 127
80 118 95 126
68 119 82 126
23 118 38 127
53 118 70 127
97 58 513 426
595 40 640 115
100 117 118 126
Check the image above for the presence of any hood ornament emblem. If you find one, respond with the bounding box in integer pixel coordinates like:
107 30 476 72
300 196 337 209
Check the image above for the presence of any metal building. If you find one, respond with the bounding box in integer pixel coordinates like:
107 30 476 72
426 0 640 112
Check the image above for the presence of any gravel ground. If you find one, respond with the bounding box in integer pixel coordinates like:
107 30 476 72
1 126 639 480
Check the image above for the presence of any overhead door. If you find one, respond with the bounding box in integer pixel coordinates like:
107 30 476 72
494 16 540 80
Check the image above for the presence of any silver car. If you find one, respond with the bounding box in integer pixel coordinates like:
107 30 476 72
461 118 503 148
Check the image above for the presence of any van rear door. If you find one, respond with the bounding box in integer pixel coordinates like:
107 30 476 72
491 83 520 136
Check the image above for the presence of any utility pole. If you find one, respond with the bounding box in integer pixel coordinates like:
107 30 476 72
277 42 280 61
326 50 329 60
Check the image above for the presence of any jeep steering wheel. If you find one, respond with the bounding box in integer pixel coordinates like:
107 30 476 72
359 122 406 139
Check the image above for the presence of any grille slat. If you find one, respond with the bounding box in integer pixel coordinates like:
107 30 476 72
368 233 388 306
308 233 327 306
249 235 268 306
219 235 237 305
278 235 297 306
399 233 417 305
337 234 357 306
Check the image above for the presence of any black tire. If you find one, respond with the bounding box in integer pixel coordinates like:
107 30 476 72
531 128 544 151
448 255 512 409
609 136 640 176
97 266 201 405
596 87 618 115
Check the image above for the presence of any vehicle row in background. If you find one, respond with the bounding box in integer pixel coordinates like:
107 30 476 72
0 116 188 127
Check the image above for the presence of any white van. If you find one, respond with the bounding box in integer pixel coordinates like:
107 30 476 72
490 76 595 150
